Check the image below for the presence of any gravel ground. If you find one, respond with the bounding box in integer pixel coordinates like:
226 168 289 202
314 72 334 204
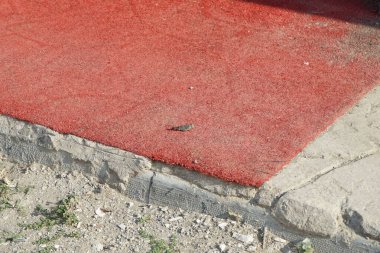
0 156 306 253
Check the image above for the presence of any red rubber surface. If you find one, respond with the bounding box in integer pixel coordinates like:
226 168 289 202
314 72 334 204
1 1 379 186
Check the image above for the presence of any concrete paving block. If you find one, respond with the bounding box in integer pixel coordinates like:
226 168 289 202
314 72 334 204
343 156 380 241
273 181 344 236
274 152 380 238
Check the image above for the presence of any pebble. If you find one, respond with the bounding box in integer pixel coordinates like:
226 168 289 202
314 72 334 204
118 224 126 231
218 243 227 252
203 217 212 226
218 222 228 230
169 217 183 222
92 242 104 252
246 245 257 252
273 236 288 243
95 208 106 217
127 202 134 208
59 172 68 178
232 233 254 244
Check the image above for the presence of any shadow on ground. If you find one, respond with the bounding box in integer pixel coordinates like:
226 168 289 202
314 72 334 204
242 0 380 27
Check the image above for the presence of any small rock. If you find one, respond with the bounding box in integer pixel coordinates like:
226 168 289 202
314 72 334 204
218 222 228 230
92 242 104 252
195 219 202 224
54 245 60 250
218 243 227 252
29 163 38 171
118 182 127 192
233 233 254 244
273 236 287 243
169 217 183 222
127 202 134 208
95 208 106 217
118 224 126 231
203 217 212 226
58 173 67 178
246 245 257 252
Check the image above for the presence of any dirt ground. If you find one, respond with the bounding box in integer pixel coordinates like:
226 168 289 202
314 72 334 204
0 155 309 253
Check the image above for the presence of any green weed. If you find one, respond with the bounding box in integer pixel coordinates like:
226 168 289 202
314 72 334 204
0 231 25 243
139 230 177 253
0 180 31 213
20 195 78 230
138 215 151 224
37 245 56 253
296 238 314 253
34 229 81 245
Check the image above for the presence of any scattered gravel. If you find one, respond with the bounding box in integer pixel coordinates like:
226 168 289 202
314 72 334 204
0 156 299 253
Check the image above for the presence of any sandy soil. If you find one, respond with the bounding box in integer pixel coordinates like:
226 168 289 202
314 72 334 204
0 155 304 253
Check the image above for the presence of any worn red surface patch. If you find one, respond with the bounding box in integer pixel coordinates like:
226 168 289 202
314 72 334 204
0 0 379 186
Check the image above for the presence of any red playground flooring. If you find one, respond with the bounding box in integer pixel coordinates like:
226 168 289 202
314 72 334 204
0 1 379 186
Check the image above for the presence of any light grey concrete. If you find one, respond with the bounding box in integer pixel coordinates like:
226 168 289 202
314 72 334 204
274 153 380 238
343 154 380 241
256 86 380 208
